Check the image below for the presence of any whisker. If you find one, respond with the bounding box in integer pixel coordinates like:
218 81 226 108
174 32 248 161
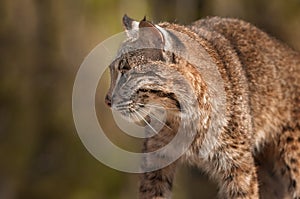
132 112 141 123
114 101 134 112
139 108 173 131
116 101 133 107
133 109 159 135
113 106 128 112
137 102 179 111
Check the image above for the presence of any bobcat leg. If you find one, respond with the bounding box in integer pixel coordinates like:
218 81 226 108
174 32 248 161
279 125 300 198
139 163 177 199
138 113 179 199
218 151 259 199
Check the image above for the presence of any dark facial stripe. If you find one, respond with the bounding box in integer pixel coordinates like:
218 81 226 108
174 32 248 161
137 88 181 110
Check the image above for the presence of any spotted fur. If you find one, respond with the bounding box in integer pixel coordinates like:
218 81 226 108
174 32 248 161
105 15 300 199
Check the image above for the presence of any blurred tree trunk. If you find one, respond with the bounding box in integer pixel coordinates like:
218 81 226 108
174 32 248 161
148 0 205 24
16 1 67 198
0 0 38 198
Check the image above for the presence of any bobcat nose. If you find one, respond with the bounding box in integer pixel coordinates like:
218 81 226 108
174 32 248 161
105 94 112 107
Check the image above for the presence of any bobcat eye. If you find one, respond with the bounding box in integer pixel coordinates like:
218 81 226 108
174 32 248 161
118 59 130 73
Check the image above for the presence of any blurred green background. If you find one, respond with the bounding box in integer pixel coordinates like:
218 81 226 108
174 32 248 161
1 0 300 198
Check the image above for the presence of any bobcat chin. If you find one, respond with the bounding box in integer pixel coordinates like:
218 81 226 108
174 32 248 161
105 15 300 199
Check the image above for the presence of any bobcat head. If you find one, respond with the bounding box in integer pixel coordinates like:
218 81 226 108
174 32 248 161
105 15 202 125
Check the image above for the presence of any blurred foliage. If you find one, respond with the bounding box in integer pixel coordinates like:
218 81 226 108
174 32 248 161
0 0 299 198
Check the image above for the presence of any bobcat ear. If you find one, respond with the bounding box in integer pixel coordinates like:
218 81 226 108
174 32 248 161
138 17 165 47
122 15 167 48
122 14 139 38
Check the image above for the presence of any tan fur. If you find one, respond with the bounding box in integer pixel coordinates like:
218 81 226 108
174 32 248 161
106 16 300 199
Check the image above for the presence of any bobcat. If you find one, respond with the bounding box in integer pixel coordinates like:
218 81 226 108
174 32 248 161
105 15 300 199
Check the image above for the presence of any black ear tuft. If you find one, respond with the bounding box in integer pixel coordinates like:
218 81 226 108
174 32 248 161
142 16 146 22
123 14 134 30
139 19 155 29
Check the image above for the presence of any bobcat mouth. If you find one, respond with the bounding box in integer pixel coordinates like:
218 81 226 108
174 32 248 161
112 88 180 125
113 100 151 123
